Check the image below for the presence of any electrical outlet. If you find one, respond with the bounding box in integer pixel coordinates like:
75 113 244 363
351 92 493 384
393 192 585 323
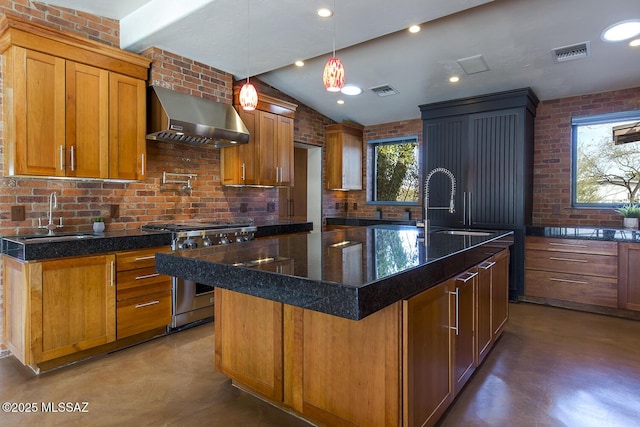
110 204 119 218
240 203 248 213
353 203 357 210
335 202 340 209
11 205 25 221
267 202 276 212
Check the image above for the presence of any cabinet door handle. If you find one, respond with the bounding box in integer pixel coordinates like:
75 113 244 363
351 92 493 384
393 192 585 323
549 242 588 248
468 192 472 226
135 300 160 309
276 167 279 183
141 154 145 176
135 273 160 280
134 255 156 261
109 260 115 287
549 256 588 263
241 163 246 181
448 288 459 336
455 271 478 283
463 192 467 226
480 261 496 270
59 145 65 170
549 277 588 285
70 145 76 171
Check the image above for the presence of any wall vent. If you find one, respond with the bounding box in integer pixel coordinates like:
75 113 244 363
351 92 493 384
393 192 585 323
370 84 398 97
551 41 590 63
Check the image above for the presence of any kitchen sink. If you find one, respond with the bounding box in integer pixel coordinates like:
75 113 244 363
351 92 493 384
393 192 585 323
14 233 98 242
437 230 493 237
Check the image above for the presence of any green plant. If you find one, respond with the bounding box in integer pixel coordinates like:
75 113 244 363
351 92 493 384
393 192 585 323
93 217 104 222
616 204 640 218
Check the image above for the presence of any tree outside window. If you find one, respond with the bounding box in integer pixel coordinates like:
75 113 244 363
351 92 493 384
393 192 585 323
370 136 419 204
573 111 640 206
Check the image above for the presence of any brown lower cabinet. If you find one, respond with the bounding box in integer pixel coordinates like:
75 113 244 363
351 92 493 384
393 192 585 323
618 243 640 311
214 249 510 427
2 246 171 371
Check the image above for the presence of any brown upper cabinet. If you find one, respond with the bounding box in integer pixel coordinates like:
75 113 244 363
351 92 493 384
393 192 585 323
0 15 150 180
325 121 363 190
222 89 297 187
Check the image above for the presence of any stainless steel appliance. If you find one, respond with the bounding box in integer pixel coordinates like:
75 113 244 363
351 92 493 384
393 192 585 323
141 221 257 330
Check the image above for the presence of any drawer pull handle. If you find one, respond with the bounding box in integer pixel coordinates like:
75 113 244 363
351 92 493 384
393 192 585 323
135 300 160 309
134 255 156 261
448 288 459 336
549 242 588 248
549 256 587 263
455 271 478 283
549 277 588 285
480 261 496 270
135 273 160 280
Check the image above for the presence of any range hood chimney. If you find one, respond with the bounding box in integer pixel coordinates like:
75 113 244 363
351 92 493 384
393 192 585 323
146 85 250 148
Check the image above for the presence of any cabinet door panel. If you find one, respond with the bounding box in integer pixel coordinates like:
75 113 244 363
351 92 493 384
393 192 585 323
469 110 521 227
9 47 66 176
403 281 452 427
109 73 146 179
425 116 467 227
277 115 294 186
37 255 116 362
259 111 278 185
65 62 109 178
452 272 476 394
618 243 640 311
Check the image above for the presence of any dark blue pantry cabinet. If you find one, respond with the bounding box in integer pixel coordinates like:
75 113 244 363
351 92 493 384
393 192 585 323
420 88 539 299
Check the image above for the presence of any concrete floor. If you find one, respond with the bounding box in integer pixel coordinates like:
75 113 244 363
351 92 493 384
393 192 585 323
1 302 640 426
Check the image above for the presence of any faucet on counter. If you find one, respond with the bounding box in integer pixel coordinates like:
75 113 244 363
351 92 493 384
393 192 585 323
38 191 64 235
419 167 456 236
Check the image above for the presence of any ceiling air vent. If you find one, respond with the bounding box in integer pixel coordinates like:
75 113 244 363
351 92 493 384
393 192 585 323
370 84 398 97
551 41 591 63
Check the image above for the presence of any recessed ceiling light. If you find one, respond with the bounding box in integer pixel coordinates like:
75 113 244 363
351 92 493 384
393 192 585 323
341 84 362 96
409 25 420 33
294 60 304 67
601 20 640 42
337 99 345 105
317 8 333 18
449 76 460 83
630 38 640 47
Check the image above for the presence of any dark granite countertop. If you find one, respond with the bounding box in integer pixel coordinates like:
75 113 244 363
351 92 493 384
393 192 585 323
156 225 513 320
527 226 640 242
253 219 313 238
326 217 416 226
1 230 173 261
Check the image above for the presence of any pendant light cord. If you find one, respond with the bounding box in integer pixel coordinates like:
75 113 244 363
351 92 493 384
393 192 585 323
332 0 336 57
246 0 250 84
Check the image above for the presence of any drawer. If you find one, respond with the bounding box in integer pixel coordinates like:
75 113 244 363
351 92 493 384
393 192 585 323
117 267 171 300
525 269 618 307
526 249 618 278
116 247 171 272
117 290 172 339
526 236 617 256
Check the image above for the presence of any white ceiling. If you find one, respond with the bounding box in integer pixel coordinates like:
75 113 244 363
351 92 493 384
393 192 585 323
44 0 640 126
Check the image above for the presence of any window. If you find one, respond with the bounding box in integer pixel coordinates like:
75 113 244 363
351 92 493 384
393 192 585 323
573 111 640 206
369 136 419 204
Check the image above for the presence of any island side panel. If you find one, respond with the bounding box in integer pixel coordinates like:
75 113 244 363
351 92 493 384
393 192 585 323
214 288 284 402
297 301 402 427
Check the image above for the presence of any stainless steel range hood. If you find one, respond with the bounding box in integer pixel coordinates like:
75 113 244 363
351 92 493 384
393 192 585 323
146 85 250 148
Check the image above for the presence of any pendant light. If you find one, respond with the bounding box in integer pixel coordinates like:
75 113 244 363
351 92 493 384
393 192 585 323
240 0 258 110
322 0 345 92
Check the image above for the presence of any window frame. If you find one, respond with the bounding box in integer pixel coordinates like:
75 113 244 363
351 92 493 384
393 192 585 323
572 110 640 208
368 135 420 206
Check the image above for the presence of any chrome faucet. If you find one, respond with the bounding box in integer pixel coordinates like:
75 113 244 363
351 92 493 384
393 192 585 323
38 191 64 235
422 167 456 235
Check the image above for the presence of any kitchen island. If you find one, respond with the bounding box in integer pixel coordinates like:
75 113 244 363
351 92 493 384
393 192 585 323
156 225 513 426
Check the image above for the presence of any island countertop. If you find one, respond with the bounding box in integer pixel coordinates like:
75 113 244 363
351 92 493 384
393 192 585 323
156 225 513 320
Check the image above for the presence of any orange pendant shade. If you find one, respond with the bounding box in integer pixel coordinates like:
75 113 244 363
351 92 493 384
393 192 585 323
239 82 258 110
323 57 345 92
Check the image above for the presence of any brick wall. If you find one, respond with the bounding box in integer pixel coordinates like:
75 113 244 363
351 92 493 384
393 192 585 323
533 87 640 226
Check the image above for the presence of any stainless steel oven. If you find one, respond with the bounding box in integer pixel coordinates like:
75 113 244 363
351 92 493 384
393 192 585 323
141 221 256 330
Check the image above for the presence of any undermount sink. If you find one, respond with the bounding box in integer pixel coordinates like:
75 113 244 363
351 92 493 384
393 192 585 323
14 233 98 242
437 230 493 237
